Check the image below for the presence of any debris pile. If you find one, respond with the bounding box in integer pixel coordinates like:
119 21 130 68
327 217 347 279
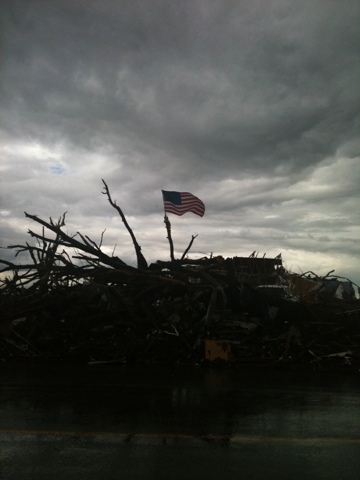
1 183 359 370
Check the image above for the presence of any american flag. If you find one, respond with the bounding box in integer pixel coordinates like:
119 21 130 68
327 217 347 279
162 191 205 217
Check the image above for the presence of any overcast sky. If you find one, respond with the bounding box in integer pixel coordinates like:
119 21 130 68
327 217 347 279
1 0 359 284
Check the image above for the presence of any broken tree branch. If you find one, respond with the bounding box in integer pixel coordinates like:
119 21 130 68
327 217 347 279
24 212 127 269
101 179 148 270
181 234 198 261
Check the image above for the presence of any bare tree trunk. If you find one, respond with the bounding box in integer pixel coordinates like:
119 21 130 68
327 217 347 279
164 215 175 262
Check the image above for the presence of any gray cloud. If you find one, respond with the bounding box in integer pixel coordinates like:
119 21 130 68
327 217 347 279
1 0 359 284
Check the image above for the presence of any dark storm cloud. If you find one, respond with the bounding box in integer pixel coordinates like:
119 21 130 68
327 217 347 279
1 0 359 282
3 0 359 171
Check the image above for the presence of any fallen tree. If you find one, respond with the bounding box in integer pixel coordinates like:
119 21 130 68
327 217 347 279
0 182 359 369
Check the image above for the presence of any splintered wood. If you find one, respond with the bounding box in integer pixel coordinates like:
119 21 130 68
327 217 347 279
1 186 359 369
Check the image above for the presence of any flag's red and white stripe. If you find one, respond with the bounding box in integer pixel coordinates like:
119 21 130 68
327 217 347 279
162 191 205 217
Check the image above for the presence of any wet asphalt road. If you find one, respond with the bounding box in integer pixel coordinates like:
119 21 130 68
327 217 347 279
1 364 360 480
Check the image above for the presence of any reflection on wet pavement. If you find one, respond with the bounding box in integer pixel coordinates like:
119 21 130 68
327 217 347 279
1 365 360 479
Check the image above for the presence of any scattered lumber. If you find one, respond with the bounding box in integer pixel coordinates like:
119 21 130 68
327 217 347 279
1 184 359 370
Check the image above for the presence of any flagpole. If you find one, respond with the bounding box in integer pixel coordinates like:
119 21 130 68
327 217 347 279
162 189 205 263
164 213 175 262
